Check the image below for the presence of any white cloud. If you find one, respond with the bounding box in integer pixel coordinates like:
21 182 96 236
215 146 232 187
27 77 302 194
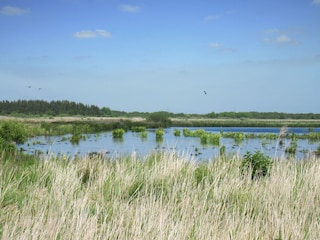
275 35 291 43
95 29 112 38
312 0 320 5
209 43 236 52
263 28 300 45
0 6 30 15
74 29 111 39
204 10 234 22
263 34 299 45
119 4 141 13
74 30 96 38
209 43 223 48
204 15 220 22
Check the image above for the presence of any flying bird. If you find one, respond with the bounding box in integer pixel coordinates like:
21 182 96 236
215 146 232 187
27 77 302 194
204 90 207 95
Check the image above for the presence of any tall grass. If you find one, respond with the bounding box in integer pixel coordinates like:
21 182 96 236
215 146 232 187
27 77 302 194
1 151 320 239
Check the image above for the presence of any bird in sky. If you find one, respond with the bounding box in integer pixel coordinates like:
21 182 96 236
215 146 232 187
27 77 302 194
204 90 207 95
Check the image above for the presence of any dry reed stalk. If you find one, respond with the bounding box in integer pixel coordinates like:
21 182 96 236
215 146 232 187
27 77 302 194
1 152 320 239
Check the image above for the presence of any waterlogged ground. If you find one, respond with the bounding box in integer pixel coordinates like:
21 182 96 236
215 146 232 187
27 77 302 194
19 127 320 160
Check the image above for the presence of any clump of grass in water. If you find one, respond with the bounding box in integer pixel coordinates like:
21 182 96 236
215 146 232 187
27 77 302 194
112 128 125 138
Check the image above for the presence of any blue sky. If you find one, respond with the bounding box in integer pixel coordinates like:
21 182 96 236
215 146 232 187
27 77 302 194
1 0 320 114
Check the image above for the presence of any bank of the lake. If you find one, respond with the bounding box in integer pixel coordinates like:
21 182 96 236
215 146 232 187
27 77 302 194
2 115 320 127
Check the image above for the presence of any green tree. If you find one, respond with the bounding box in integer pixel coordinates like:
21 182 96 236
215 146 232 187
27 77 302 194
101 107 112 116
147 111 172 127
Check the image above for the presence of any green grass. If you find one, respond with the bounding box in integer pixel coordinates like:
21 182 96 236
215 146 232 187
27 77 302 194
1 151 320 239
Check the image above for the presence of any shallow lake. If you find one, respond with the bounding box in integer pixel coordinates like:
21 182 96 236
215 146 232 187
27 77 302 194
19 127 320 160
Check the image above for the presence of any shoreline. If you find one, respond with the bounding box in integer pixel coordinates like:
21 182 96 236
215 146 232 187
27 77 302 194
1 115 320 127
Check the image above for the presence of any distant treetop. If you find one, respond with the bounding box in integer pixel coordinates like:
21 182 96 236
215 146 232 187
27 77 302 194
0 100 319 119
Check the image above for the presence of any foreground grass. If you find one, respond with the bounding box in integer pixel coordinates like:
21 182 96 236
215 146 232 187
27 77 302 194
1 151 320 239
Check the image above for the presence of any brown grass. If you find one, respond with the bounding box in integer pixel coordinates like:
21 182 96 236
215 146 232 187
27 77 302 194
1 151 320 239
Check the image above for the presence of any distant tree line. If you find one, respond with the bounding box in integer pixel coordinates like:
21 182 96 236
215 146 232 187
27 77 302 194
0 100 319 119
0 100 103 116
205 111 320 119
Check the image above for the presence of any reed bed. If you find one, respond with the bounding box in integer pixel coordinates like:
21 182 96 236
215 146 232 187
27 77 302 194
1 151 320 239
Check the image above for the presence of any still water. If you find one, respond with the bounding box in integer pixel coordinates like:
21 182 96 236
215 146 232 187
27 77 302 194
20 127 320 160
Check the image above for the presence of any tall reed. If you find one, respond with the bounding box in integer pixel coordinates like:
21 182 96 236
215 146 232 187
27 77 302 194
1 151 319 239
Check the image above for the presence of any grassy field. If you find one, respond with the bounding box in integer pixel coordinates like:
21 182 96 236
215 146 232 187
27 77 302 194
2 115 320 127
1 151 320 239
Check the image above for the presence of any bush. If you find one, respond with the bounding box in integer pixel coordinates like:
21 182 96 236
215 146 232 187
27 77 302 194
139 131 148 139
147 112 172 127
200 133 220 146
240 151 273 180
173 129 181 136
131 126 146 132
0 121 28 144
285 138 298 155
0 137 17 153
112 128 125 138
155 128 165 138
70 133 83 144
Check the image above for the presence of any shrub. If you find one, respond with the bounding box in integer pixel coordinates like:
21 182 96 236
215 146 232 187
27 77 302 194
147 112 172 127
234 132 245 142
155 128 165 138
183 128 192 137
112 128 125 138
285 137 298 155
131 126 146 132
208 133 220 146
0 137 17 153
139 131 148 139
173 129 181 136
0 121 28 144
70 133 82 144
200 133 220 146
240 151 273 180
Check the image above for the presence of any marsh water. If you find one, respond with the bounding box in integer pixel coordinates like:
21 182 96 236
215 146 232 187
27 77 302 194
20 127 320 160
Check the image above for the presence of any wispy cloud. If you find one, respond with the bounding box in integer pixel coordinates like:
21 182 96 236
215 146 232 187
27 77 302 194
73 29 111 39
204 15 220 22
119 4 141 13
95 29 111 38
312 0 320 5
204 10 234 22
263 34 299 45
0 6 30 16
209 43 236 52
262 29 300 45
